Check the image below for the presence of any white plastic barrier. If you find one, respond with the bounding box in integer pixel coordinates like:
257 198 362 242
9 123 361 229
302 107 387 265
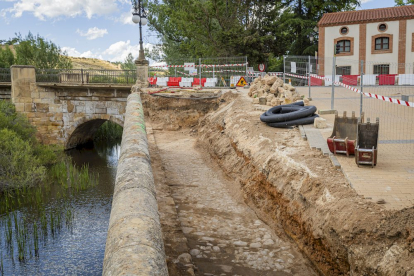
179 77 193 87
362 74 377 85
156 77 169 87
324 75 341 86
398 74 414 85
204 77 217 87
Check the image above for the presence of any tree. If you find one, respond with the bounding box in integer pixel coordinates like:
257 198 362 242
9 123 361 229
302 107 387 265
395 0 414 5
147 0 360 67
13 32 72 69
121 53 136 70
0 45 15 68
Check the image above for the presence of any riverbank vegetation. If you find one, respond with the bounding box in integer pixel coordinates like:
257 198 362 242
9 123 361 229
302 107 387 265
0 100 59 190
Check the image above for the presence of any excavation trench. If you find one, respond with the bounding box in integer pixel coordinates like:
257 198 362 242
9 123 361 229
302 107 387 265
142 90 414 276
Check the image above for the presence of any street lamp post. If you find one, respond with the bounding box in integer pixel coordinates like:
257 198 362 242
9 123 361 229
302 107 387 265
131 0 148 62
131 0 149 86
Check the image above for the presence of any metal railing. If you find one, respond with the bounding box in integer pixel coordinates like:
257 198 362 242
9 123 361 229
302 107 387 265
35 69 137 85
0 68 11 82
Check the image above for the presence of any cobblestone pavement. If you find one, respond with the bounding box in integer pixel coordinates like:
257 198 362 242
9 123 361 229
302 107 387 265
152 130 317 276
297 86 414 210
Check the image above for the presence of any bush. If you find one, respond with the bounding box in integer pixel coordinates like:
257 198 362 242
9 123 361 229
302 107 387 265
0 100 60 190
0 129 46 189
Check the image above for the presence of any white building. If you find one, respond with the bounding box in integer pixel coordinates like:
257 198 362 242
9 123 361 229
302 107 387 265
317 5 414 76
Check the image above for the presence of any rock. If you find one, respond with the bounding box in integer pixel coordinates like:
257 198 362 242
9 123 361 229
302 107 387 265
263 239 275 245
271 98 281 106
233 241 248 247
248 90 252 97
277 87 285 95
303 98 310 106
187 267 195 276
250 242 262 248
377 199 386 204
190 249 201 256
257 89 265 97
314 117 327 129
259 97 267 105
253 98 259 104
212 246 220 252
264 84 271 92
265 76 277 85
177 253 192 263
266 101 272 106
201 237 215 242
274 77 283 88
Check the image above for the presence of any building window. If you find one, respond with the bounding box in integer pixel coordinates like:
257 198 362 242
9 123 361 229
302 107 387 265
371 34 393 54
375 37 389 50
340 27 349 35
337 40 351 53
373 64 389 75
378 23 387 32
336 66 351 75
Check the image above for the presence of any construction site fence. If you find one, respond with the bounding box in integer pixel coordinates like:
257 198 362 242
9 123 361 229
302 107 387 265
149 56 248 87
283 55 414 154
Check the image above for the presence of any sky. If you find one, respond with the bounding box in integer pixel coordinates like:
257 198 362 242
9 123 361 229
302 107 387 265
0 0 399 63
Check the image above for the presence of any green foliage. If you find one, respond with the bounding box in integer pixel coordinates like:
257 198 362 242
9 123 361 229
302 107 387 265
121 53 136 70
93 121 123 143
0 100 36 143
1 32 72 69
0 129 46 188
395 0 414 5
0 45 15 68
0 100 60 190
148 0 359 65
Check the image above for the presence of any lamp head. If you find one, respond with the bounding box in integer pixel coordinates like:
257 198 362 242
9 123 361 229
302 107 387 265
132 12 140 24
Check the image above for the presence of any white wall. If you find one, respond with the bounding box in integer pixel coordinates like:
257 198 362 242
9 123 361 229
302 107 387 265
324 24 360 75
405 19 414 74
365 21 399 74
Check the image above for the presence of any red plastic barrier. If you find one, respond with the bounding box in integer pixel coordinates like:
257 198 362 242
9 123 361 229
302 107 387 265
167 77 182 87
192 78 206 87
379 74 396 85
310 76 323 86
342 75 359 86
148 77 157 86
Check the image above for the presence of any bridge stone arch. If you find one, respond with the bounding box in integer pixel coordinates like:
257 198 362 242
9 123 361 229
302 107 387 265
65 115 124 149
10 66 130 149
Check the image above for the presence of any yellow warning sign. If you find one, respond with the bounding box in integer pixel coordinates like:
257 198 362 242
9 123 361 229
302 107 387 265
236 77 247 87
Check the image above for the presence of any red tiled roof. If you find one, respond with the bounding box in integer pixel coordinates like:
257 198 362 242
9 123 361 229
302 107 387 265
318 5 414 27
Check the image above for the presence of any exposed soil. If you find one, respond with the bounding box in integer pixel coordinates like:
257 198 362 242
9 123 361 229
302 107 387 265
144 90 414 276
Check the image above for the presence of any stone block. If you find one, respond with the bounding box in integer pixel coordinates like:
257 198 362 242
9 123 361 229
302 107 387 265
96 108 107 114
15 103 25 112
107 108 119 115
39 92 56 99
31 91 40 99
24 103 33 112
85 102 95 114
76 105 85 113
314 117 327 129
36 103 49 112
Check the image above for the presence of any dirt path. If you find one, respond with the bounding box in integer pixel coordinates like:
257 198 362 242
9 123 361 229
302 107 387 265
152 130 317 276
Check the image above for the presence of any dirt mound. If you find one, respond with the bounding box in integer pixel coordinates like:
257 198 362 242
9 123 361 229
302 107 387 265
196 90 414 275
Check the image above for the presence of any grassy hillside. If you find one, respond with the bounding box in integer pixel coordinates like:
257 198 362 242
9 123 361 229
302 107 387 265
69 57 121 70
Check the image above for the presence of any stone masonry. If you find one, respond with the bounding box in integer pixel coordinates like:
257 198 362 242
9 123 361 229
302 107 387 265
11 66 129 149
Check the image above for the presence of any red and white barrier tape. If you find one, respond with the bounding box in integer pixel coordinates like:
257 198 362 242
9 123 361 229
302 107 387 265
150 63 248 68
309 74 414 108
177 71 198 76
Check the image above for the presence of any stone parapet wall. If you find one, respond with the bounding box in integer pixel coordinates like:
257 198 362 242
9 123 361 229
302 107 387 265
103 91 168 276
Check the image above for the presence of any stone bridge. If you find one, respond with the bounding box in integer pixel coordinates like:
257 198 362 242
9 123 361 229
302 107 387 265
10 66 131 149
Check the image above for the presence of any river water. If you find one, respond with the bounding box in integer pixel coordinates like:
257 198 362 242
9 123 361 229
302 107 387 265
0 141 120 275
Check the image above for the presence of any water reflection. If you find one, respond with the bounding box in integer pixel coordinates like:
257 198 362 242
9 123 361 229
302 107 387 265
0 141 120 276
